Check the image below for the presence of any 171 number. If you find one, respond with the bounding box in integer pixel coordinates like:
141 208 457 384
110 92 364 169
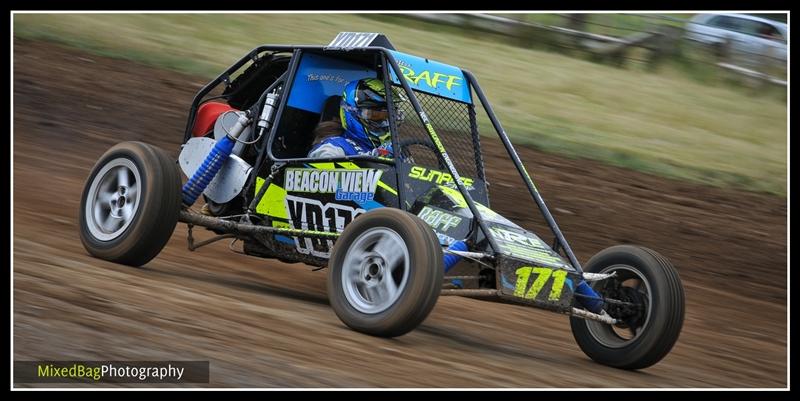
514 267 568 300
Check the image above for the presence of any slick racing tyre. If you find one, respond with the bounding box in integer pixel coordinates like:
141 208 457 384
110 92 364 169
328 208 444 337
79 141 181 267
570 245 685 369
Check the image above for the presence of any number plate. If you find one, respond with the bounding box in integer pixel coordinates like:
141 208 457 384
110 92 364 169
496 255 580 312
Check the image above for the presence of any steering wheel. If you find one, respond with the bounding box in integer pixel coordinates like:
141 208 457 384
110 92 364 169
397 138 447 170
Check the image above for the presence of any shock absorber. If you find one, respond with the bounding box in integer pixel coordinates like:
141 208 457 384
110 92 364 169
443 240 468 288
181 90 281 208
181 112 252 207
443 240 468 273
575 280 605 314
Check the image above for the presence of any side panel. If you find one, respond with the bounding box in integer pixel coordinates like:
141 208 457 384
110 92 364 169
487 223 573 271
254 161 398 262
401 164 488 206
388 50 472 104
495 254 579 313
412 178 574 271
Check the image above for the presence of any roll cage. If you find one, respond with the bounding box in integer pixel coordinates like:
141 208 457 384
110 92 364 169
181 36 586 275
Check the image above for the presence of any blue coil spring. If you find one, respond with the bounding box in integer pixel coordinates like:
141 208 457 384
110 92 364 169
575 280 605 314
181 136 236 207
443 240 468 272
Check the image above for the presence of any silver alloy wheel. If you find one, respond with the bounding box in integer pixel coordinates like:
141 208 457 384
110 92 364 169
84 157 142 241
585 265 653 348
341 227 410 314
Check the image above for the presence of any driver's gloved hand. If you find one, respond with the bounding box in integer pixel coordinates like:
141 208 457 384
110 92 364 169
369 142 414 163
370 142 394 158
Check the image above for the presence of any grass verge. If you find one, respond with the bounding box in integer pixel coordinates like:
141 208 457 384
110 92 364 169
13 13 787 196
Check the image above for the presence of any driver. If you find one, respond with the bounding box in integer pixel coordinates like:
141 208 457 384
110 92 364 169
308 78 397 159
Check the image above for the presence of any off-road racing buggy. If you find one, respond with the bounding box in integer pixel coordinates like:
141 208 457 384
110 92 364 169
79 33 685 369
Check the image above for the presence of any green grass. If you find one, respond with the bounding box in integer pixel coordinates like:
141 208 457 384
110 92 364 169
13 13 787 196
496 13 693 36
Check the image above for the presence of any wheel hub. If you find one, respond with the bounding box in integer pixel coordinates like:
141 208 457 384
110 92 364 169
84 158 141 241
615 286 647 328
109 186 130 217
341 227 410 315
361 254 386 283
584 265 653 348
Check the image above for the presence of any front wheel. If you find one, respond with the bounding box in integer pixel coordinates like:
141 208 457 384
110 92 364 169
79 141 181 267
327 208 444 337
570 245 685 369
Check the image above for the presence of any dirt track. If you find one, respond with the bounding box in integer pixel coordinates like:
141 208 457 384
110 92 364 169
13 39 787 387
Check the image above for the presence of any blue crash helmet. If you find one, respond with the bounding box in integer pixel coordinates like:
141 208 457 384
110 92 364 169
340 78 404 148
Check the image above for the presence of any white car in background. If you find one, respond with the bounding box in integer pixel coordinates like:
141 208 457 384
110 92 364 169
685 13 787 62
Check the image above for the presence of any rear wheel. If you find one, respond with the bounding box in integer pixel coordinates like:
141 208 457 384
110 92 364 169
327 208 444 337
79 141 181 266
570 245 685 369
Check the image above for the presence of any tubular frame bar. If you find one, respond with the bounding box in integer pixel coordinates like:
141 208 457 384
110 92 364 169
463 70 584 275
382 50 501 254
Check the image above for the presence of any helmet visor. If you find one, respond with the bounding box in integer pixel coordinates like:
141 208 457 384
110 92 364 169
358 107 389 121
355 84 386 108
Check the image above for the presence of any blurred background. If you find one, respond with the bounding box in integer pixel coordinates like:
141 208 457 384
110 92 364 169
13 13 787 388
14 12 788 194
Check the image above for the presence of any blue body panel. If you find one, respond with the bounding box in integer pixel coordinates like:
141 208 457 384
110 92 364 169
287 53 376 113
388 50 472 104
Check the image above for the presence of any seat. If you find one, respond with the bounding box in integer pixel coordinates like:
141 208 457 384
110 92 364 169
272 96 344 159
319 95 342 124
